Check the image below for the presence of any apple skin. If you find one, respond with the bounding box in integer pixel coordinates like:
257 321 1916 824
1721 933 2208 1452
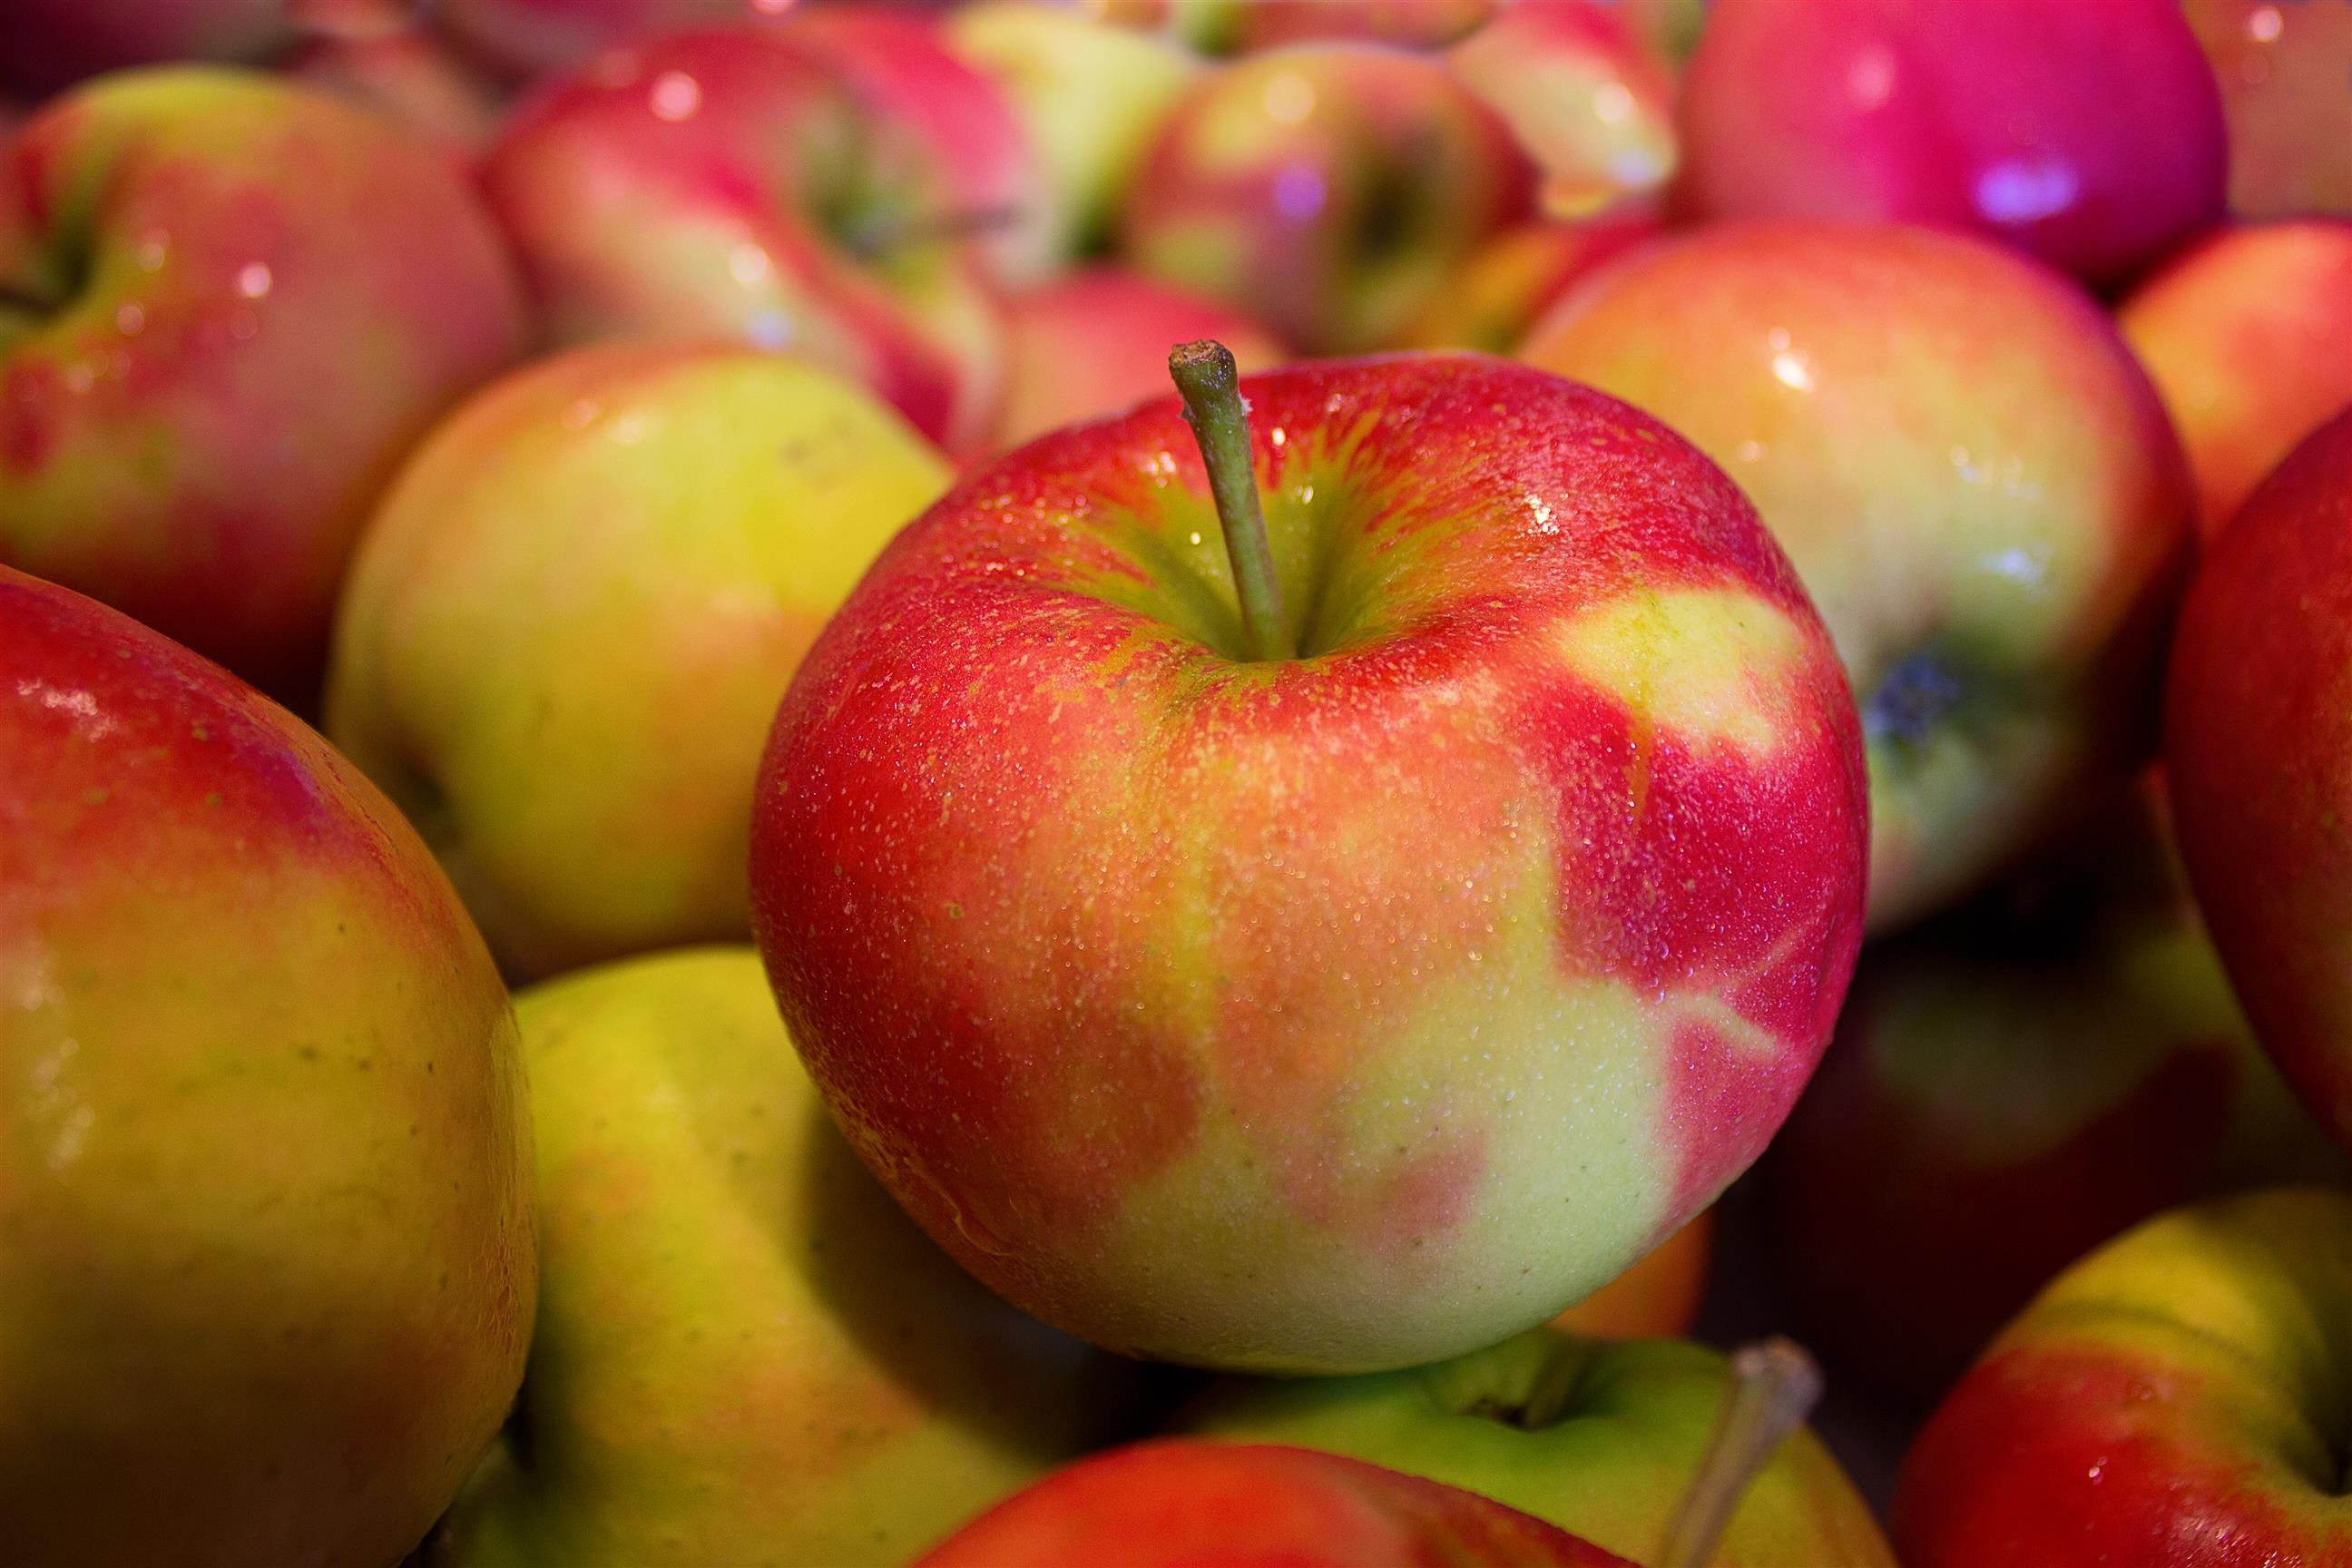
1447 1 1679 219
0 0 291 95
992 267 1288 451
1523 220 2193 933
0 567 534 1568
2185 0 2352 221
1551 1208 1710 1340
326 340 951 981
2121 219 2352 538
438 946 1141 1568
1892 1189 2352 1565
436 0 781 80
1675 0 2228 289
285 27 511 161
2168 407 2352 1152
479 22 1025 453
1404 213 1661 354
1768 779 2349 1406
1119 44 1534 355
914 1441 1635 1568
748 353 1868 1374
1179 1328 1894 1568
0 68 527 703
945 3 1200 263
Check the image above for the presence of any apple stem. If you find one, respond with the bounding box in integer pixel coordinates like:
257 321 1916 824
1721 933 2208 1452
1169 339 1291 662
1655 1338 1824 1568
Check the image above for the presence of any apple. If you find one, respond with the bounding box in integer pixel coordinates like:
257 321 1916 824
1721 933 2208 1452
479 21 1031 453
284 26 510 160
1178 1329 1894 1567
0 67 527 702
2185 0 2352 220
435 946 1141 1568
1522 220 2193 932
326 340 952 981
1447 1 1678 218
1403 213 1660 353
1552 1208 1711 1341
0 567 534 1567
1232 2 1501 51
1767 776 2349 1406
0 0 291 95
945 3 1200 263
992 266 1287 451
1892 1188 2352 1565
1118 44 1534 354
2120 219 2352 538
1675 0 2228 289
2168 406 2352 1152
436 0 784 80
748 346 1867 1373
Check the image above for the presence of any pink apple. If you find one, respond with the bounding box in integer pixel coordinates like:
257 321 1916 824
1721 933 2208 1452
2120 219 2352 537
0 68 527 701
481 19 1039 452
2185 0 2352 220
1119 44 1534 354
1676 0 2228 288
0 0 292 95
992 266 1288 450
749 350 1867 1373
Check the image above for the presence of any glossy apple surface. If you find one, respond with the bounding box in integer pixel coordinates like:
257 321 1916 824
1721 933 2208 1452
480 22 1029 452
993 267 1287 450
1404 214 1659 353
0 0 290 94
1676 0 2227 288
2121 219 2352 537
2186 0 2352 220
1524 220 2191 931
328 340 951 979
750 353 1867 1373
0 67 526 701
0 567 534 1568
442 947 1138 1568
1181 1328 1894 1567
2169 407 2352 1150
1894 1189 2352 1565
915 1441 1633 1568
1769 779 2347 1404
1120 44 1534 354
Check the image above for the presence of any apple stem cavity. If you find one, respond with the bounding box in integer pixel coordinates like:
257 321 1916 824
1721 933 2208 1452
1656 1338 1824 1568
1169 339 1292 662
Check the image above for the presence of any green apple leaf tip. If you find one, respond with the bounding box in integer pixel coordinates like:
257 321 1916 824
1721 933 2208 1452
1657 1337 1825 1568
1169 338 1292 662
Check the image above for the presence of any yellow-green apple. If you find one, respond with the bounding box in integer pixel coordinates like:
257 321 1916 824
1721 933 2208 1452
1178 1330 1894 1567
1676 0 2228 289
285 26 510 160
1448 1 1678 219
1552 1210 1711 1341
1523 220 2193 931
2169 407 2352 1150
1769 779 2348 1405
1403 213 1659 353
993 266 1287 450
2186 0 2352 220
0 566 534 1568
436 946 1139 1568
945 2 1200 263
1119 45 1534 354
0 0 291 94
327 340 951 981
748 348 1868 1372
0 67 526 701
1893 1189 2352 1565
2121 219 2352 537
436 0 784 80
479 18 1037 452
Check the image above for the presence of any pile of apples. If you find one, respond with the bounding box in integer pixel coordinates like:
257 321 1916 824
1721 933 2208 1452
8 0 2352 1563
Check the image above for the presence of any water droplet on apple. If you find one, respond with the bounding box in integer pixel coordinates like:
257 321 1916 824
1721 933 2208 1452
235 262 273 300
649 70 702 122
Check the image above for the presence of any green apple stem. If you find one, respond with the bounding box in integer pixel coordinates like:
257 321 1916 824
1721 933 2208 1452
1169 339 1291 662
1656 1338 1824 1568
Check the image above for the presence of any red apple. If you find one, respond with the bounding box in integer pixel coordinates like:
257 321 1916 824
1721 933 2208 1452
1676 0 2228 289
1448 1 1679 218
749 348 1867 1373
1119 44 1534 354
2186 0 2352 220
2120 219 2352 537
1522 220 2193 931
0 68 527 701
2168 406 2352 1150
481 20 1034 452
283 26 510 160
1892 1189 2352 1566
992 266 1287 450
1404 213 1661 353
0 0 292 95
436 0 786 80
